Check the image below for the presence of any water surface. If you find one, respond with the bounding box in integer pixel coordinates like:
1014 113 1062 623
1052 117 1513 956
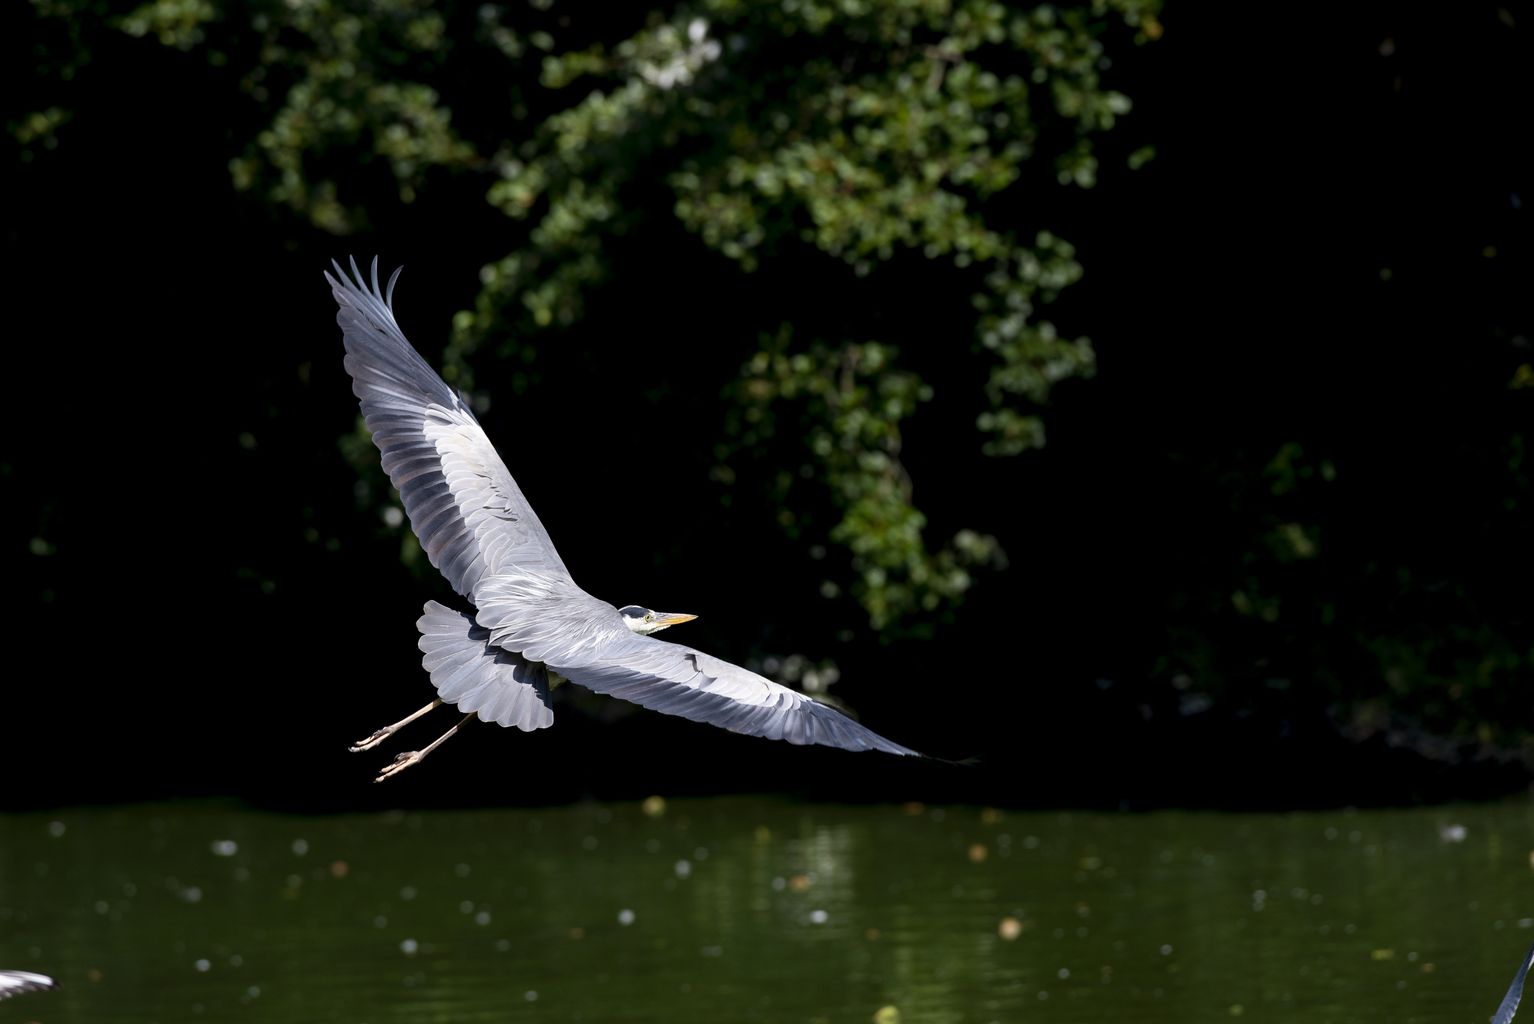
2 798 1532 1022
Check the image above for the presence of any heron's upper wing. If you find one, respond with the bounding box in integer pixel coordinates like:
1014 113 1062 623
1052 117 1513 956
555 631 919 756
0 970 57 1001
326 258 570 597
1493 940 1534 1024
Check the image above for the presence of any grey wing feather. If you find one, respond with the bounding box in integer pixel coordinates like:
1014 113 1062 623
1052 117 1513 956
1493 940 1534 1024
549 631 920 756
0 971 57 1001
326 257 570 598
418 601 554 730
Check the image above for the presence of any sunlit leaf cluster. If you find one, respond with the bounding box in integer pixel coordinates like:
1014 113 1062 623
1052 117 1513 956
466 0 1157 627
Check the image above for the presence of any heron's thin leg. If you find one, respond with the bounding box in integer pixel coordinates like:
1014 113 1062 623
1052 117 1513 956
349 698 444 752
374 713 475 783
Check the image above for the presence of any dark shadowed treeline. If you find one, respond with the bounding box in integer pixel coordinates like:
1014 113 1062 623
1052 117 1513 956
4 1 1530 810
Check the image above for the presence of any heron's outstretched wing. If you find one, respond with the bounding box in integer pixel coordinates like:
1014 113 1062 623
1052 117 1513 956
552 631 919 756
1493 940 1534 1024
326 257 570 598
417 601 553 730
0 970 57 1001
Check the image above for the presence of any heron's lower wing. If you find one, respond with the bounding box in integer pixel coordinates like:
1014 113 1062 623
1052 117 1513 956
0 971 57 1001
551 634 919 756
1493 940 1534 1024
418 601 553 731
327 258 572 598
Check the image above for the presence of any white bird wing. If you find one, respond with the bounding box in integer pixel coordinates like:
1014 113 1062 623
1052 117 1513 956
326 257 571 598
417 600 553 730
0 970 57 1001
554 631 920 756
471 568 919 755
1493 940 1534 1024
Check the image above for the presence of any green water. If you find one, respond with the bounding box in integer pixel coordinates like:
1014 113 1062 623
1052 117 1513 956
2 798 1532 1023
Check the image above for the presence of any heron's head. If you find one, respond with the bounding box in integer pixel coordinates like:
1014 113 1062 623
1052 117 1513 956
618 605 698 636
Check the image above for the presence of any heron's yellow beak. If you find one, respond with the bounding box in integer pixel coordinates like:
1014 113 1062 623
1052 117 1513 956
651 611 698 629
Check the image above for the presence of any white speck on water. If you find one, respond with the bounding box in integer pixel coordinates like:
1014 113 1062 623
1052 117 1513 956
454 863 471 878
459 900 474 914
181 886 203 904
291 839 309 856
1440 824 1468 843
399 886 417 901
674 860 692 879
400 938 419 955
618 909 636 926
383 506 404 528
693 847 709 861
94 900 110 914
1324 827 1339 840
194 959 211 972
229 954 243 967
809 909 828 924
211 840 238 857
245 985 260 999
495 939 511 952
1058 968 1070 980
1159 944 1173 956
475 911 492 926
47 821 66 838
524 990 538 1002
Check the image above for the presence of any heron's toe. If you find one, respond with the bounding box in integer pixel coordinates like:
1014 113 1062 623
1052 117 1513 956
374 751 424 783
349 728 394 753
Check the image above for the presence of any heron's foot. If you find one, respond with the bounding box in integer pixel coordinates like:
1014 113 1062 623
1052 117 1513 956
349 727 396 753
374 750 427 783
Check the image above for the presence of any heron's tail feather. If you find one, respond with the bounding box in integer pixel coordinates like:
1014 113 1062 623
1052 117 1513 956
417 601 554 731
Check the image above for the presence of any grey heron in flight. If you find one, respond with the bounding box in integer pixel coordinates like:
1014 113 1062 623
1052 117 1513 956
327 258 919 780
1494 939 1534 1024
0 970 57 1002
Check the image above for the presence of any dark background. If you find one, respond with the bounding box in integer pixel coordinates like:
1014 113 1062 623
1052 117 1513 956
4 2 1531 811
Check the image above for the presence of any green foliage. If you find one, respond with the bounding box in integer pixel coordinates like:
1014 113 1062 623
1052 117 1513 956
23 0 1157 633
463 0 1158 629
724 333 1004 630
123 0 478 231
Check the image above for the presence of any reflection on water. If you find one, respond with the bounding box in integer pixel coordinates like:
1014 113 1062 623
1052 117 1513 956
2 797 1533 1023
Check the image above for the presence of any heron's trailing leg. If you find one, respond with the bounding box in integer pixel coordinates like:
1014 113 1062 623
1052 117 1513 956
349 698 443 752
374 712 475 783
